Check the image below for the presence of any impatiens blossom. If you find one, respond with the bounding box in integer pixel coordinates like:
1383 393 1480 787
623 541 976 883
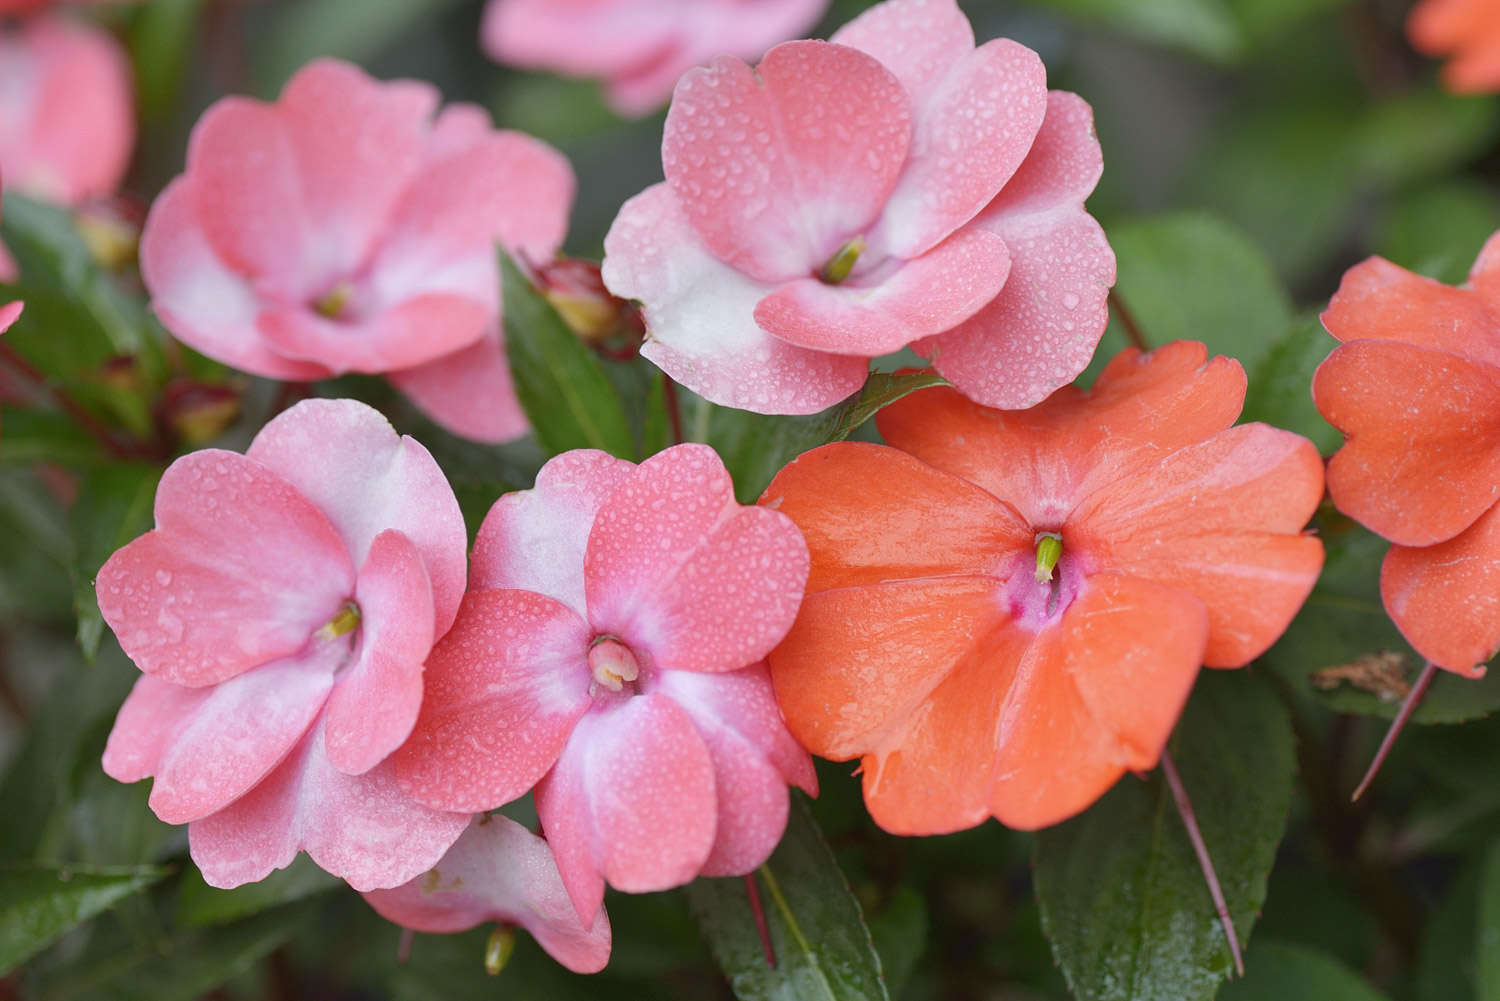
1408 0 1500 94
762 342 1325 833
98 398 471 890
1314 237 1500 677
0 14 134 206
363 814 613 974
393 444 816 922
140 58 575 443
602 0 1114 416
481 0 830 117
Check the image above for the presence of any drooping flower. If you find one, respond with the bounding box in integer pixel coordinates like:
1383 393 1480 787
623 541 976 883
393 444 816 922
0 14 134 206
1314 237 1500 677
1407 0 1500 94
140 58 575 443
98 398 471 890
602 0 1114 416
363 814 613 974
481 0 830 117
762 342 1324 833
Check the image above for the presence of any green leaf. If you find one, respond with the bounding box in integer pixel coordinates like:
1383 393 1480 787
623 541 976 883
687 795 890 1001
1240 313 1340 454
0 408 104 468
1376 180 1500 285
0 863 167 975
1105 212 1291 374
69 463 161 661
128 0 207 123
1218 941 1391 1001
1416 862 1480 1001
252 0 466 95
866 887 927 1001
501 251 636 460
1479 840 1500 1001
1018 0 1349 62
176 856 340 928
1034 670 1294 1001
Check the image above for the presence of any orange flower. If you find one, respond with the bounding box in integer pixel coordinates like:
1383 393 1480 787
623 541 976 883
1407 0 1500 94
762 342 1324 833
1314 236 1500 677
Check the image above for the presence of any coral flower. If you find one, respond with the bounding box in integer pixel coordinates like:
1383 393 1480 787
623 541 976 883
363 814 613 974
602 0 1114 415
1314 237 1500 677
140 58 575 443
482 0 830 117
98 399 471 890
762 342 1325 833
1408 0 1500 94
0 14 134 206
393 444 816 922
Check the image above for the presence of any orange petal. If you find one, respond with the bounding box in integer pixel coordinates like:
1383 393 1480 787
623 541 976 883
987 574 1208 830
1381 500 1500 677
760 442 1030 594
876 341 1245 526
1321 254 1500 367
1073 423 1325 667
1314 339 1500 546
768 576 1006 760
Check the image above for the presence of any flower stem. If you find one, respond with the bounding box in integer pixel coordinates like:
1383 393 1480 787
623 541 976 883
745 872 776 969
1161 748 1244 977
1351 659 1438 802
662 374 685 446
1108 290 1150 352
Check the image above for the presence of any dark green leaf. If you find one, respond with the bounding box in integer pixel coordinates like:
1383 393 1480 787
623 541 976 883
866 887 927 1001
1240 313 1340 454
1218 941 1391 1001
252 0 467 94
1416 863 1479 1001
69 463 161 661
501 250 636 460
1480 840 1500 1001
0 408 104 468
1018 0 1349 62
128 0 207 123
687 795 889 1001
0 863 167 975
1376 180 1500 285
1035 670 1294 1001
176 856 340 928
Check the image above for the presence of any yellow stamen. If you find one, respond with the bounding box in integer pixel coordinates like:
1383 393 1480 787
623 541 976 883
819 235 866 284
484 925 517 976
316 602 361 640
588 637 640 693
314 282 354 318
1034 532 1063 583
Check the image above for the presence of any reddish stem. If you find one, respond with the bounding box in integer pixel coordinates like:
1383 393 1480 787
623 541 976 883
0 341 141 460
1108 291 1150 352
1161 748 1244 977
744 873 776 970
1351 660 1438 803
396 927 415 965
661 374 685 446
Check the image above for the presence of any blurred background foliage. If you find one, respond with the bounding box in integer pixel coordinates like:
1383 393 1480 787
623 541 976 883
4 0 1500 999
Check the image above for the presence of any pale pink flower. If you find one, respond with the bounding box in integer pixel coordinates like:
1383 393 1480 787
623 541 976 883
0 14 134 206
140 59 575 443
481 0 830 117
98 398 472 890
602 0 1115 416
392 444 816 922
363 814 613 974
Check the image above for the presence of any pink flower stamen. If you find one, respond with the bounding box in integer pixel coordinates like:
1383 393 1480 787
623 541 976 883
587 637 641 694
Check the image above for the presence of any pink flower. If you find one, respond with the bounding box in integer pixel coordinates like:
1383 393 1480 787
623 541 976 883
98 399 472 890
601 0 1115 415
363 814 613 974
481 0 831 117
0 14 134 206
392 444 816 922
140 58 575 444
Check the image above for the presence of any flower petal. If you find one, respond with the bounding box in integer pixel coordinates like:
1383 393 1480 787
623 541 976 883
256 294 489 375
753 228 1010 355
246 398 468 634
1320 253 1500 367
102 674 211 784
829 0 974 107
978 91 1105 218
96 449 355 687
394 589 592 812
361 815 613 974
1314 339 1500 546
761 440 1031 593
387 329 530 445
324 530 436 776
1382 500 1500 677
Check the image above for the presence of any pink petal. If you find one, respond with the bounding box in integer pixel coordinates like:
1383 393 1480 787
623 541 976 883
141 179 329 382
829 0 974 107
535 693 717 922
872 39 1048 259
603 187 867 414
145 655 337 824
102 675 212 784
471 449 637 615
663 42 912 284
393 589 593 812
255 293 489 375
188 721 470 891
0 301 21 333
979 91 1105 219
584 444 810 673
277 60 435 274
754 227 1010 355
425 103 493 159
96 449 355 687
388 329 529 445
920 207 1114 409
246 398 468 635
362 815 612 974
656 665 815 875
482 0 683 79
324 530 436 776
